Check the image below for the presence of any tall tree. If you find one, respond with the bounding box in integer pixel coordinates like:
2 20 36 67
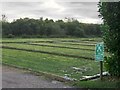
2 14 7 22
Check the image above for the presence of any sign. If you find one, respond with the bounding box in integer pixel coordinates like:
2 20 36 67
95 42 104 61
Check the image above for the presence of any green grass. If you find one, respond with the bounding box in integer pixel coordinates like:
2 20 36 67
2 38 102 43
2 38 53 43
2 38 115 88
2 48 101 80
30 42 95 50
73 78 120 88
3 43 95 59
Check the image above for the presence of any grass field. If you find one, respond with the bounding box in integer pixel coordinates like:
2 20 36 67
2 43 94 59
2 38 117 88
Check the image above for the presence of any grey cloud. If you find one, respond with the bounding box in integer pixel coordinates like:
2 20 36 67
58 2 100 19
2 1 102 23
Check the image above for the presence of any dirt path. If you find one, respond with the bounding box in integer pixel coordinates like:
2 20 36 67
2 65 72 88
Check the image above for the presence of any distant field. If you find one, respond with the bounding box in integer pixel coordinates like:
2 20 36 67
2 38 107 81
2 38 102 43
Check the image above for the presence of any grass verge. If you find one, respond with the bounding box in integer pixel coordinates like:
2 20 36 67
73 77 120 88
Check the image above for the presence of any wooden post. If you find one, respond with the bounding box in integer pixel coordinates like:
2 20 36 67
100 61 103 80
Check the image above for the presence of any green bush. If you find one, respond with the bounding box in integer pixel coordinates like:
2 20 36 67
104 55 120 77
98 2 120 77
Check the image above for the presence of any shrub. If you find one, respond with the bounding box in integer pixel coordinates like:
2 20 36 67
7 34 15 38
98 2 120 77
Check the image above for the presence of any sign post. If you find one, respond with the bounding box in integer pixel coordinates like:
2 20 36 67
100 61 103 80
95 42 104 80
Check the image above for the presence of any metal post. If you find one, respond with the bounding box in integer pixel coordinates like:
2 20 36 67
100 61 103 80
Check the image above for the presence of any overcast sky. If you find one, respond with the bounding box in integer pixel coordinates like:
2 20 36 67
1 0 103 24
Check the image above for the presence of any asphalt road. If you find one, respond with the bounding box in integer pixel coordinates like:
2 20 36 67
2 65 72 88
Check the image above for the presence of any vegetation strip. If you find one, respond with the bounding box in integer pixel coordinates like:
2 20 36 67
2 42 94 51
2 43 95 58
2 41 54 43
2 41 95 46
2 39 98 44
62 43 95 46
2 46 94 60
56 41 95 46
2 41 95 47
2 42 27 43
56 40 98 44
27 43 94 51
2 63 73 82
2 42 95 51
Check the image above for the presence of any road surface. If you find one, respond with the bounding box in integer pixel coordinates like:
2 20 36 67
2 65 72 88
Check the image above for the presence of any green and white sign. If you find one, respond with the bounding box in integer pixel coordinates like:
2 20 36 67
95 42 104 61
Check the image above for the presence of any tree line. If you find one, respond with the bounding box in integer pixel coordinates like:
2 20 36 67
2 17 102 38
